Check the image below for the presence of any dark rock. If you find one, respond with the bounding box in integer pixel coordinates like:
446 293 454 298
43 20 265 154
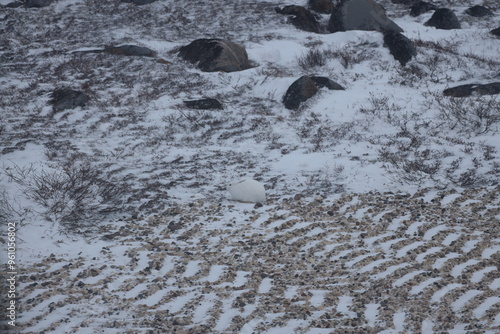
178 39 250 72
410 2 437 17
104 45 155 57
275 5 320 33
121 0 157 5
51 88 89 112
465 5 494 17
26 0 53 7
283 76 318 110
308 0 334 14
283 76 344 110
443 83 500 97
383 31 416 66
475 83 500 96
491 27 500 37
183 99 223 110
3 1 23 8
310 76 345 90
425 8 461 30
329 0 403 33
443 84 475 97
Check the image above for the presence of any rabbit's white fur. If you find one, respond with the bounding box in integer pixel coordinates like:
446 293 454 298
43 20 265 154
227 179 266 203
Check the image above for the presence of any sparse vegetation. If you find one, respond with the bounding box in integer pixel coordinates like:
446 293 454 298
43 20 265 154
297 49 327 71
3 155 125 235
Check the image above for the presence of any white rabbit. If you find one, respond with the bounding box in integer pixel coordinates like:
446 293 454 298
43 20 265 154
227 179 266 203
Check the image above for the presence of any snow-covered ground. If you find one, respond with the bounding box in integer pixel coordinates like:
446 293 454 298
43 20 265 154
1 0 499 333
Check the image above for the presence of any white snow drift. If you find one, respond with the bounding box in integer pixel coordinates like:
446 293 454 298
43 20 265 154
227 179 266 203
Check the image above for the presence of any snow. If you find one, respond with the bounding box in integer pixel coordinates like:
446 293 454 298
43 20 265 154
337 295 357 318
431 283 463 302
2 0 500 332
473 297 500 319
364 303 379 327
451 290 483 312
450 259 481 278
470 266 497 283
258 277 273 293
200 264 227 283
410 277 442 295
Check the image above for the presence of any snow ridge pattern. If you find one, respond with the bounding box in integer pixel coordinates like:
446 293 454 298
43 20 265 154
16 187 499 333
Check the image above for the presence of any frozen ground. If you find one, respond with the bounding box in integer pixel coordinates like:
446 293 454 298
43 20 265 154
0 0 499 333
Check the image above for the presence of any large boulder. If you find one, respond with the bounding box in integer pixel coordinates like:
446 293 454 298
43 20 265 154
425 8 461 30
283 76 345 110
308 0 334 14
465 5 494 18
443 83 500 97
329 0 404 33
491 27 500 37
383 31 416 66
275 5 320 33
51 88 89 112
410 2 437 17
178 39 250 72
26 0 53 7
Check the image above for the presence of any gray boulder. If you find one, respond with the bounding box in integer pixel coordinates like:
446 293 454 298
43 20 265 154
383 31 416 66
51 88 89 112
26 0 53 7
465 5 494 18
121 0 157 5
491 27 500 37
308 0 334 14
329 0 404 33
178 39 250 72
183 99 223 110
283 76 344 110
425 8 461 30
275 5 320 33
410 2 437 17
104 45 155 57
443 83 500 97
